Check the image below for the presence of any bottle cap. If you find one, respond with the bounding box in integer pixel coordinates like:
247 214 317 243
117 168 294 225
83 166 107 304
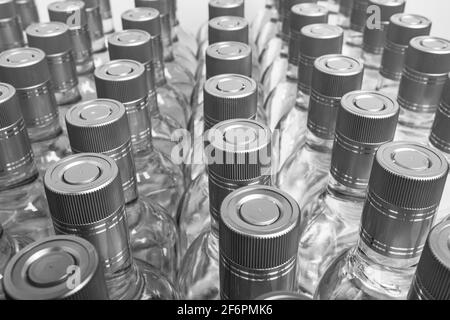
332 91 399 189
135 0 170 16
409 220 450 300
430 75 450 154
3 236 109 300
26 22 72 56
14 0 39 29
108 29 153 65
219 185 300 300
204 74 257 130
0 0 17 19
361 142 449 259
48 1 88 29
281 0 320 40
208 16 249 45
208 0 244 20
380 13 432 80
308 54 364 140
339 0 354 17
122 7 161 37
350 0 369 32
205 41 252 79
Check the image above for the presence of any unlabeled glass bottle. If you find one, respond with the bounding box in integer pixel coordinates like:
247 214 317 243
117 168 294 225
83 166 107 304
375 13 432 95
220 185 301 300
26 22 82 120
167 0 198 58
121 8 192 127
395 36 450 144
66 99 179 281
255 0 281 59
0 47 71 173
82 0 108 67
337 0 353 29
0 83 53 242
261 2 328 96
342 0 368 58
251 0 278 55
408 220 450 301
44 154 179 300
317 142 449 300
179 76 259 254
98 0 114 34
48 1 97 101
277 54 364 209
94 60 184 219
14 0 39 30
269 24 343 171
3 235 109 300
361 0 405 90
296 91 399 298
429 76 450 223
0 0 25 52
178 119 272 300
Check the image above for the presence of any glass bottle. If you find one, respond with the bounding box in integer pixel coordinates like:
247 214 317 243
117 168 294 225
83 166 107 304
361 0 405 90
82 0 108 68
277 54 364 210
255 0 280 60
408 220 450 301
270 24 343 172
98 0 114 34
3 235 110 300
66 99 180 281
0 0 25 52
317 0 340 25
251 0 278 55
220 186 301 300
261 2 328 97
296 91 399 298
14 0 39 30
44 154 179 300
0 83 54 242
317 142 449 300
121 8 192 129
168 0 198 58
0 47 71 174
133 1 196 101
375 14 432 95
94 60 185 219
26 22 82 126
342 0 368 58
48 1 97 103
395 36 450 144
178 119 272 299
428 77 450 224
337 0 353 30
178 77 259 256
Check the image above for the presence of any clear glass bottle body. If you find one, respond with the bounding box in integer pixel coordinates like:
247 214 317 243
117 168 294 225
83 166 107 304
361 52 383 90
173 23 198 59
256 19 281 64
252 3 278 55
316 241 418 300
296 179 366 298
395 108 435 145
342 29 363 58
375 75 400 97
260 37 287 90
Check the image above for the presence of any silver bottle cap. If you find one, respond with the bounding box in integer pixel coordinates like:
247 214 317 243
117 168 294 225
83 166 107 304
308 55 364 140
331 91 399 189
297 24 343 92
82 0 104 45
362 0 406 55
361 142 449 259
0 83 35 184
208 0 244 20
0 0 24 52
95 60 148 104
281 0 319 40
339 0 354 17
3 235 109 300
256 291 311 300
135 0 170 16
380 14 432 80
98 0 111 17
398 36 450 113
26 22 72 56
204 74 258 130
48 1 88 29
430 75 450 154
205 41 252 79
14 0 39 29
208 16 249 45
108 29 153 65
409 220 450 300
350 0 369 32
122 7 161 37
0 0 16 19
219 185 300 300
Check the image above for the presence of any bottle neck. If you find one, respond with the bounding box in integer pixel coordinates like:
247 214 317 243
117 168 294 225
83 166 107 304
160 14 175 62
304 130 334 168
286 63 298 82
326 175 368 208
151 35 168 87
124 97 154 155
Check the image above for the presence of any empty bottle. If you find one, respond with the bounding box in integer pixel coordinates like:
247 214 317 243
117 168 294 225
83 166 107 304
375 13 432 95
395 36 450 144
342 0 368 58
220 186 301 300
337 0 353 29
98 0 114 34
277 54 364 209
94 60 184 219
408 220 450 301
14 0 39 30
121 7 192 127
296 91 399 298
179 75 259 254
0 47 71 173
44 154 179 300
317 142 448 300
168 0 198 58
3 235 109 300
361 0 406 90
0 83 53 242
178 119 272 300
269 24 343 171
66 99 180 281
0 0 25 52
82 0 108 67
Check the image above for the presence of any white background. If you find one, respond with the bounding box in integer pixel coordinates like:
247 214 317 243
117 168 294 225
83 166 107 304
36 0 450 38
